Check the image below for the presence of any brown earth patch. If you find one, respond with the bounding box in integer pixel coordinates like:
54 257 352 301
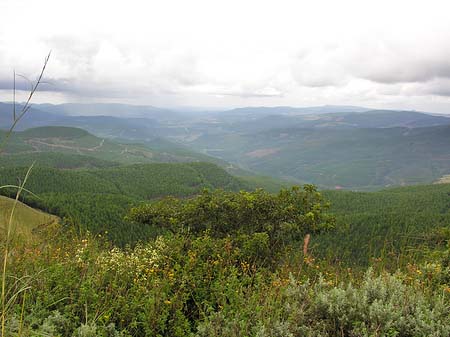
245 148 280 158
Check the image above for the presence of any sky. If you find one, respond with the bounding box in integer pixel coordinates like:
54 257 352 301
1 0 450 112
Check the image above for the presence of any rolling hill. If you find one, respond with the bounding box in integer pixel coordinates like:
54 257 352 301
219 110 450 133
317 182 450 266
0 126 231 167
186 124 450 190
0 162 248 245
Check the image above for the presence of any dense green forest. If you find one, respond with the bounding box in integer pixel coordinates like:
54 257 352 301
2 157 449 262
0 152 117 169
319 184 450 266
186 125 450 189
0 162 248 245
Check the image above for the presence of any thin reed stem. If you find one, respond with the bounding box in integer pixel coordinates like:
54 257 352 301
1 164 34 336
0 52 50 337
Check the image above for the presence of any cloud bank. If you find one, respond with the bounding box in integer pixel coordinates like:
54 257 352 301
1 0 450 112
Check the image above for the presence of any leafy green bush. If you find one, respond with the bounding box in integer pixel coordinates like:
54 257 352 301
129 185 335 252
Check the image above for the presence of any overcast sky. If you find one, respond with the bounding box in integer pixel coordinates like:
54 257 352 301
1 0 450 112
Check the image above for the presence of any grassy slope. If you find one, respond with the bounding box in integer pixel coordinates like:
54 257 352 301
0 195 59 241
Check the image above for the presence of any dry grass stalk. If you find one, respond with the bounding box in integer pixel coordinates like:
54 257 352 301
1 53 50 337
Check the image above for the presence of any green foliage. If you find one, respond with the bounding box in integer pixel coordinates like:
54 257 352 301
316 183 450 266
129 186 334 253
236 174 291 193
0 163 246 245
0 152 117 169
197 269 450 337
3 233 449 337
0 163 243 199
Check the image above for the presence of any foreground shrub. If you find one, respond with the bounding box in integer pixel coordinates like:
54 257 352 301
3 233 449 337
128 186 335 251
197 269 450 337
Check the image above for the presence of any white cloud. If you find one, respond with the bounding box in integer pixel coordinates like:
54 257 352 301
1 0 450 112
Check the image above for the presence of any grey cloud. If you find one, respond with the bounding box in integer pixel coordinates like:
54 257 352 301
355 57 450 84
212 91 283 98
291 47 349 88
291 39 450 89
415 79 450 97
347 39 450 84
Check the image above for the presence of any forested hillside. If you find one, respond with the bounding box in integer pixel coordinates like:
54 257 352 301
0 162 247 245
187 125 450 189
0 126 227 166
319 183 450 265
4 107 450 191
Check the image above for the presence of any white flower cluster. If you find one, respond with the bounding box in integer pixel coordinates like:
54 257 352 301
95 237 167 281
74 238 89 264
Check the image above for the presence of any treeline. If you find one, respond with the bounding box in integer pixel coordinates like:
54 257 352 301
0 162 247 245
0 152 118 169
0 163 243 198
317 183 450 266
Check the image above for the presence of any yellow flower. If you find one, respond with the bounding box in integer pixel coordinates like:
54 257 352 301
164 300 171 304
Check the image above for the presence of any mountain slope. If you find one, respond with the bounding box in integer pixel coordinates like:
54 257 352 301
318 182 450 265
186 125 450 190
0 162 247 245
0 126 230 166
0 162 245 199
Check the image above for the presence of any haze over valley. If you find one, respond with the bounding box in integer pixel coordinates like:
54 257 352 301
2 102 450 190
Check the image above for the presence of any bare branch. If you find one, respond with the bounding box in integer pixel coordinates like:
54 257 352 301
0 51 51 153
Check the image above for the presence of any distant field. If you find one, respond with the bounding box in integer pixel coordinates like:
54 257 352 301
0 195 59 241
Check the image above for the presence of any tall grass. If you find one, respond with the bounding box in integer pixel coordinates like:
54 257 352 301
0 53 50 337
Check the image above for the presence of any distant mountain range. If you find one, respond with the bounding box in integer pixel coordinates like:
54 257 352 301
219 105 371 117
2 102 450 190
